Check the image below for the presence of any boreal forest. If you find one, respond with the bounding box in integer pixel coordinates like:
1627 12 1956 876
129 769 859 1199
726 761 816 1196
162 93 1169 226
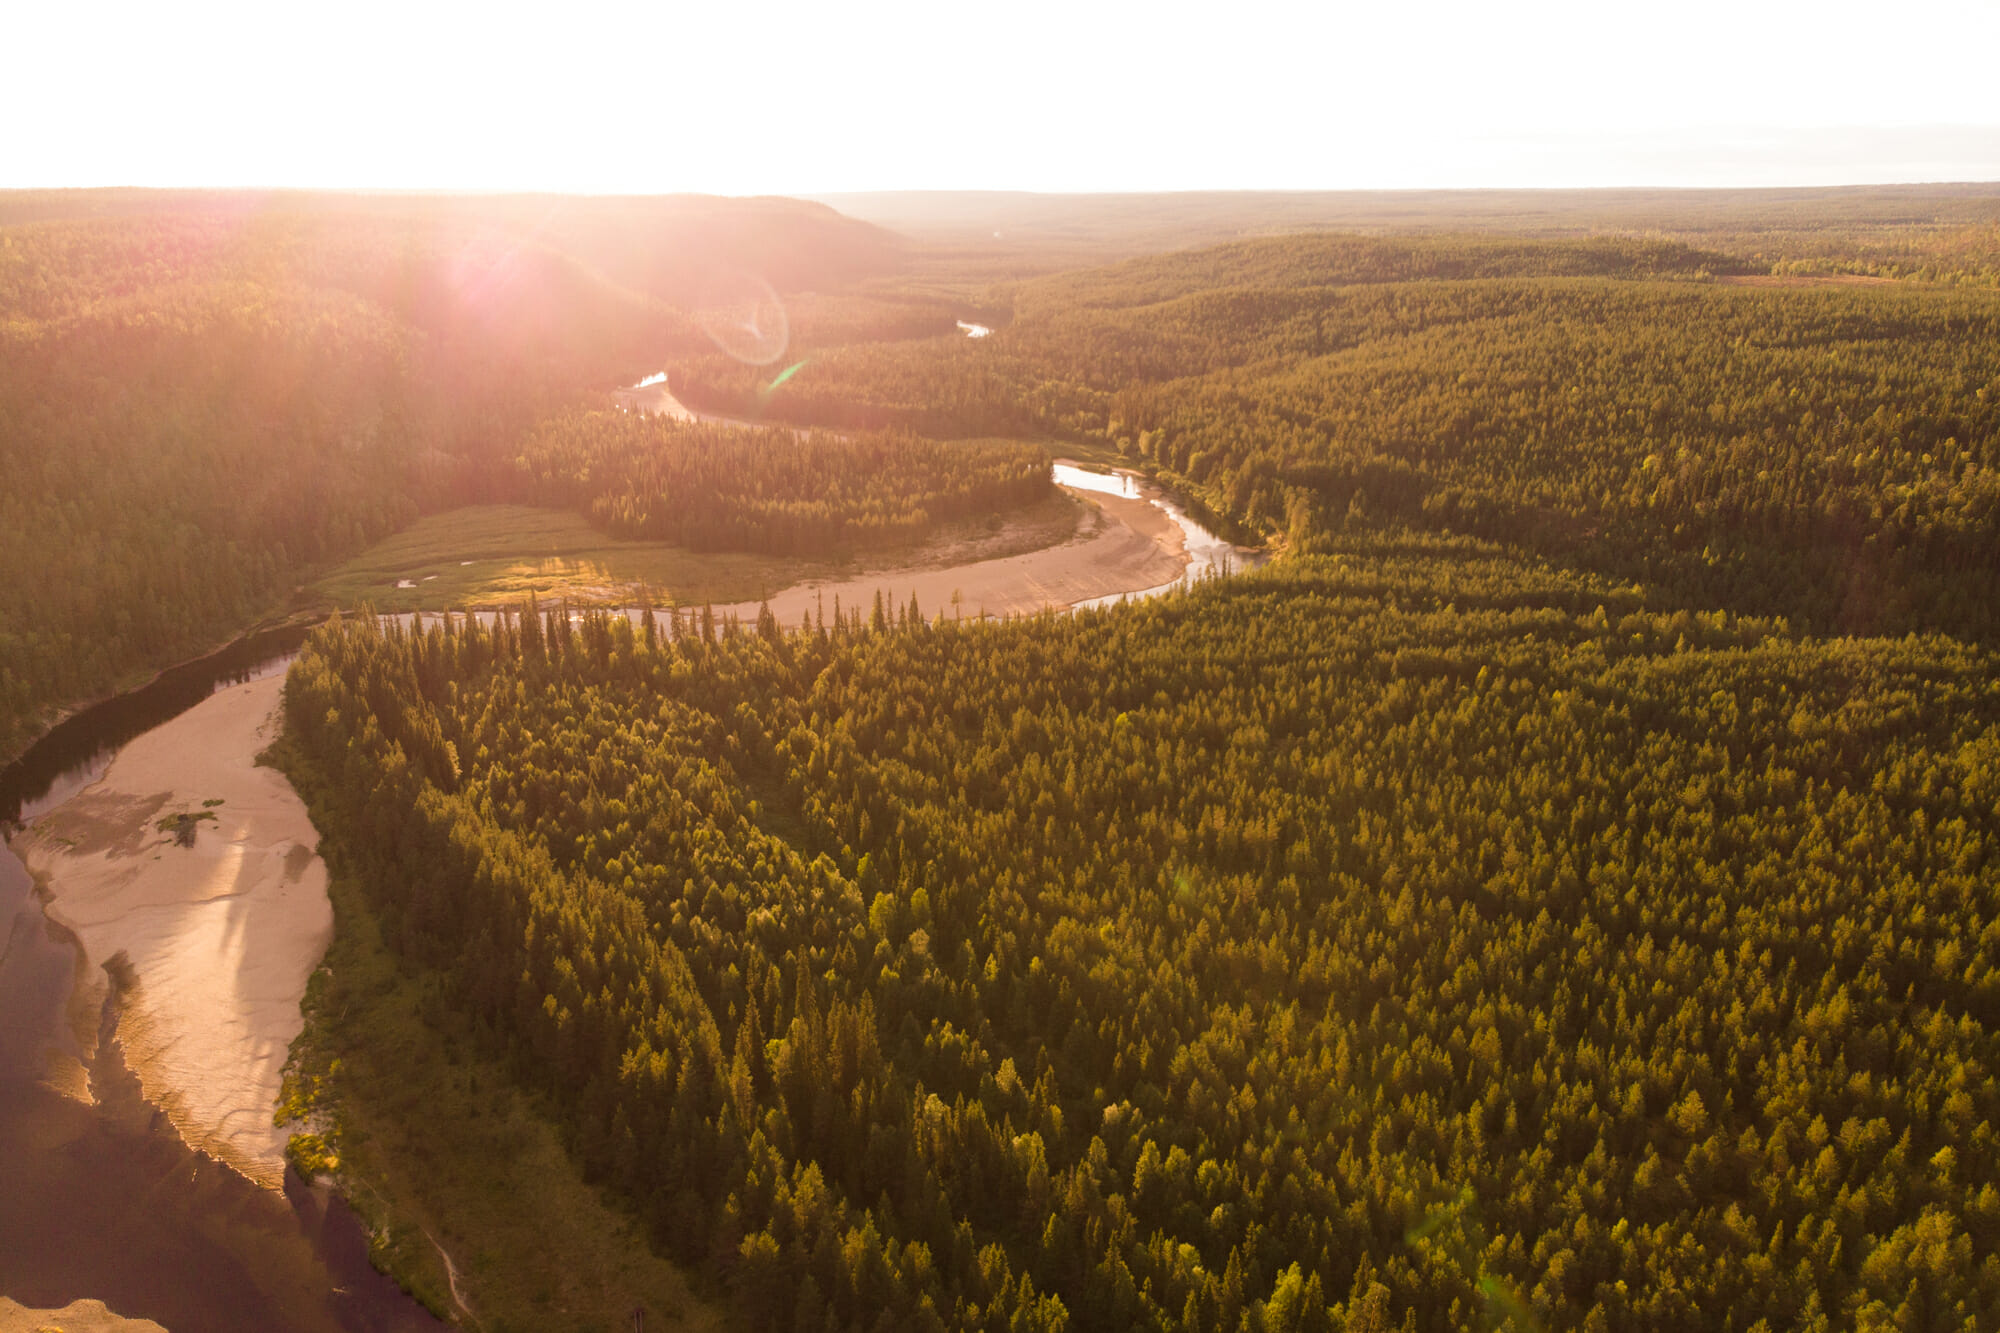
6 185 2000 1332
0 191 913 761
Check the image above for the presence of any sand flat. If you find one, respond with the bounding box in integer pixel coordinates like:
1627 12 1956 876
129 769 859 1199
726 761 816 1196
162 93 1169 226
0 1297 168 1332
711 489 1189 625
9 674 331 1189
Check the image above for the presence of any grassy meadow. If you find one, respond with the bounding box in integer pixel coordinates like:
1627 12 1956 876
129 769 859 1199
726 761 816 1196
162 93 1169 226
307 506 817 614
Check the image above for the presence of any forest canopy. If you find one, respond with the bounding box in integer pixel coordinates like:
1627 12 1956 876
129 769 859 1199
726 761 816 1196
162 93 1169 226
11 185 2000 1333
669 231 2000 643
510 411 1051 555
284 542 2000 1331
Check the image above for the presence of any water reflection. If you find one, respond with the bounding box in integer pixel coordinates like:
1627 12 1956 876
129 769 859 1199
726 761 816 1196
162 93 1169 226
0 846 82 1085
0 1010 442 1332
1054 462 1266 609
1052 462 1140 499
1 628 303 828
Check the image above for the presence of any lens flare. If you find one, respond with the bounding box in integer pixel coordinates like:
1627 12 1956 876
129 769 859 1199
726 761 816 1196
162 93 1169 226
697 268 789 366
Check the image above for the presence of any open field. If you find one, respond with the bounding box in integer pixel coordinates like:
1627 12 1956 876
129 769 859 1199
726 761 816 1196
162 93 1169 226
311 495 1090 614
309 507 811 613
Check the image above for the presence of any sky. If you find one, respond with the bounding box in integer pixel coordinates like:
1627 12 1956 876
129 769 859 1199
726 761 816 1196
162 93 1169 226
7 0 1999 193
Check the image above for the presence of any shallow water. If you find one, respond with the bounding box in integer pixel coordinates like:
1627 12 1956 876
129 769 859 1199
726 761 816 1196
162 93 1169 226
0 629 442 1332
0 1014 441 1332
1 625 305 828
1054 462 1265 609
0 850 79 1083
1052 462 1141 499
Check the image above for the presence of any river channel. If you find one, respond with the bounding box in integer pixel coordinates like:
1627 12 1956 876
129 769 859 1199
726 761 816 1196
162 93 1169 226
0 631 443 1333
0 454 1257 1328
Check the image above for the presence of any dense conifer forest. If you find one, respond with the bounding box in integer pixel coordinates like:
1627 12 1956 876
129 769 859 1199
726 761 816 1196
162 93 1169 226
11 186 2000 1332
511 412 1050 555
672 231 2000 642
283 545 2000 1332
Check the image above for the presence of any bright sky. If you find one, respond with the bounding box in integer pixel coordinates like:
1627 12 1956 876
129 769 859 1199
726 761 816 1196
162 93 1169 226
8 0 1999 192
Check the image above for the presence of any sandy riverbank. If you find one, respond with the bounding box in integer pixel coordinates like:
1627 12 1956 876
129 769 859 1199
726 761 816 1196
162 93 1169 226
588 374 1262 621
0 1297 167 1332
712 488 1189 624
7 674 332 1189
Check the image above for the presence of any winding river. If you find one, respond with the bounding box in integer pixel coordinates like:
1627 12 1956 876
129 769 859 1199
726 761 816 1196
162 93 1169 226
1052 463 1259 608
0 435 1260 1328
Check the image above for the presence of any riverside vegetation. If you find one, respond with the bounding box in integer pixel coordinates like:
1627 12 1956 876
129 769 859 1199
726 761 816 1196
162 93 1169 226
511 413 1050 555
671 231 2000 643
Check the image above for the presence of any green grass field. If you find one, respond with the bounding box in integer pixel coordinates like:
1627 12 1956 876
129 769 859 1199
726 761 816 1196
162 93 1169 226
310 492 1086 616
309 506 819 613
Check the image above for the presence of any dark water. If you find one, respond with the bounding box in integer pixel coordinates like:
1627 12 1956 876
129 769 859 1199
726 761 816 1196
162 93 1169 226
0 622 312 827
0 849 83 1083
0 625 444 1331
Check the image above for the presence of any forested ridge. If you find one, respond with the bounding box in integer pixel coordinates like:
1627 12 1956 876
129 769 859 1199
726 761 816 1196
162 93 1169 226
284 543 2000 1331
670 232 2000 642
511 412 1051 555
0 192 908 763
819 185 2000 281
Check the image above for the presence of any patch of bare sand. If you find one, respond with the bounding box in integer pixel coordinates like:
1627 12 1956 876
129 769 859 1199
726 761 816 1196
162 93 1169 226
9 674 332 1189
0 1297 168 1332
595 386 1250 618
714 488 1188 624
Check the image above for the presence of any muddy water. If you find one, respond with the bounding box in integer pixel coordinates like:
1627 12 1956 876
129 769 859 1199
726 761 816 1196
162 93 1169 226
0 633 442 1332
0 1019 441 1331
0 851 81 1089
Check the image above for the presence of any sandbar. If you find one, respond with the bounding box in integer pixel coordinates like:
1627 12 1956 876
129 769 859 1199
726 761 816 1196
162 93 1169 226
610 378 1254 619
8 674 332 1189
711 488 1190 625
0 1297 167 1332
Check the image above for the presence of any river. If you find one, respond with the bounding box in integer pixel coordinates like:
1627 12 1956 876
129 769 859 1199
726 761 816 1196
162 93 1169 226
613 370 1260 611
0 634 443 1333
1052 462 1261 608
0 446 1256 1328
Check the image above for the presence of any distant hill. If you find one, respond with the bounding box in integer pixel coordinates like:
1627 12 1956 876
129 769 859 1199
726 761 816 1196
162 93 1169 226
812 183 2000 274
0 189 905 765
0 189 902 309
